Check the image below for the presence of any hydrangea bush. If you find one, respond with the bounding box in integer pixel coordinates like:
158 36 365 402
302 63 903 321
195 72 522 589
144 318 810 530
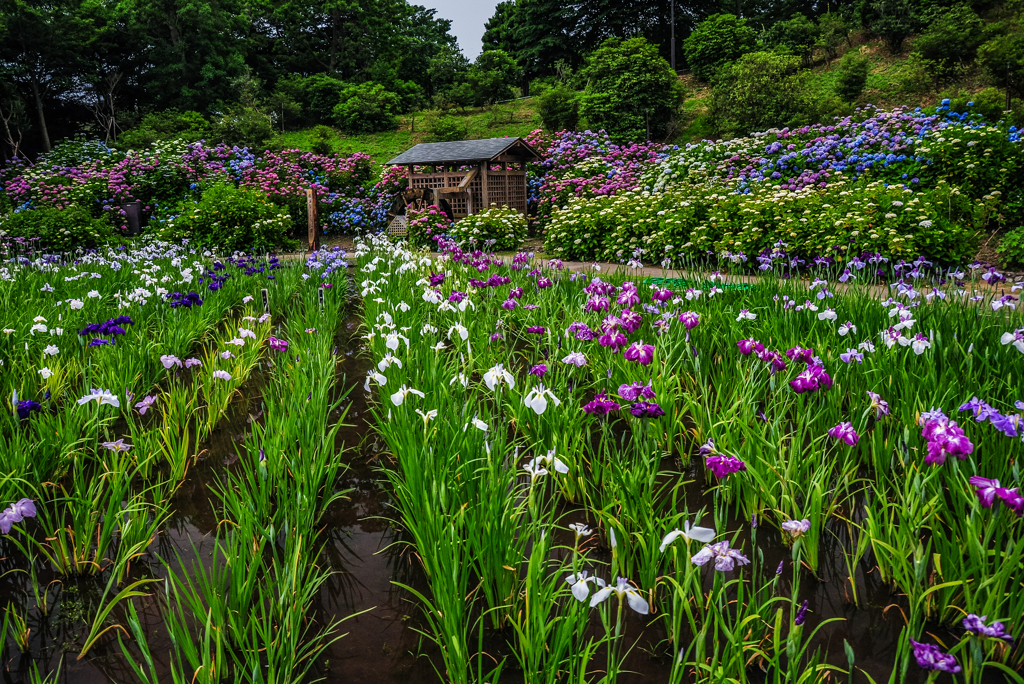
448 204 527 251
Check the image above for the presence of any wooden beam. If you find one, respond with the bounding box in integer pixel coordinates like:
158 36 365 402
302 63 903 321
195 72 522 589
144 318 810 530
306 188 319 251
480 162 488 215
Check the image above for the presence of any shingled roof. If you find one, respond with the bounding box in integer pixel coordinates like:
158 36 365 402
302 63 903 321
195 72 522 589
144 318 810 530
386 137 539 166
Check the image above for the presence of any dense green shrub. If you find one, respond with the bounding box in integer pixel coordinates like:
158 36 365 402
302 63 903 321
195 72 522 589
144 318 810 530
213 106 275 150
834 52 870 102
0 205 117 251
159 182 295 252
997 227 1024 268
761 13 820 62
309 125 334 155
543 179 994 264
118 110 210 149
709 52 823 134
273 73 350 126
333 82 401 134
683 14 757 82
424 110 469 142
448 204 526 250
816 13 850 61
977 30 1024 99
537 85 579 132
913 4 985 77
859 0 923 55
578 37 685 142
467 49 523 104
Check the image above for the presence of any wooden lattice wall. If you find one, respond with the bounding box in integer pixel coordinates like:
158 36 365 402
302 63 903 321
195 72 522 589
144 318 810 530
406 159 528 218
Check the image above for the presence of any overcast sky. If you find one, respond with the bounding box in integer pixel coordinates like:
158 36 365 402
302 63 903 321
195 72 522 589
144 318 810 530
424 0 500 59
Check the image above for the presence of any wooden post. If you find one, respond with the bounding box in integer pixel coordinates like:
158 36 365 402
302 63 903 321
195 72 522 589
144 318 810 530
480 162 489 215
306 188 319 252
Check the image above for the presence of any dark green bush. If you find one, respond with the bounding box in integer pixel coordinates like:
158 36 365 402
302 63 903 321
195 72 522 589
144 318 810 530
816 13 850 61
273 74 350 127
997 228 1024 268
309 125 334 155
913 4 985 77
834 52 870 102
213 106 275 150
537 85 579 132
977 30 1024 99
159 182 295 252
466 49 523 104
709 52 822 134
859 0 923 55
333 82 400 134
761 14 820 63
118 110 210 149
578 37 685 142
425 110 469 142
683 14 757 82
0 205 117 251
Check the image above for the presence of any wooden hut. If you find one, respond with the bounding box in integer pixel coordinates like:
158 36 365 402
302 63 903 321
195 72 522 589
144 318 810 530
385 137 540 223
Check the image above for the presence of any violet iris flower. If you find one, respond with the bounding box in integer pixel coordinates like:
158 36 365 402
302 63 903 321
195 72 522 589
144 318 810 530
678 311 700 330
867 391 890 419
908 639 961 674
618 382 655 401
623 341 654 365
583 391 620 416
840 348 863 364
618 309 643 333
525 326 546 335
0 498 37 534
962 614 1014 642
827 422 859 446
691 541 750 572
705 454 747 478
789 364 833 394
736 338 765 355
629 401 665 418
652 287 673 303
921 415 974 465
528 364 547 377
15 400 42 420
782 519 811 538
786 346 814 363
268 337 289 352
598 329 628 351
794 600 809 626
134 395 157 415
968 476 1003 508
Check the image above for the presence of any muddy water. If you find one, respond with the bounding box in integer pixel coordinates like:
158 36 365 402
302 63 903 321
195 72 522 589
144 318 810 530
0 301 1005 684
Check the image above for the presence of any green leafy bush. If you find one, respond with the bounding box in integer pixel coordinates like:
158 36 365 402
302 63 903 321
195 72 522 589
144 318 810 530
159 182 294 252
913 4 985 77
333 82 400 134
977 30 1024 99
834 52 870 103
709 52 823 134
118 110 210 149
683 14 757 82
466 49 523 105
213 106 275 150
424 110 469 142
859 0 923 55
0 205 117 251
761 13 820 63
537 85 579 132
544 179 993 265
448 204 526 250
578 37 685 142
309 125 334 155
816 13 850 61
997 227 1024 268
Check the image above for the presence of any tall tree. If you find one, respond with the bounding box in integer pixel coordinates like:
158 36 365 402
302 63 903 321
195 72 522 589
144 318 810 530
0 0 93 151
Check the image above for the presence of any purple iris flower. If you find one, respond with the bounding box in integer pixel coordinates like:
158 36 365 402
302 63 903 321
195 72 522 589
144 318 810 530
15 400 42 420
582 391 620 416
678 311 700 330
428 271 445 286
969 476 1003 508
537 277 553 289
566 321 595 342
909 639 961 674
921 416 974 465
528 364 547 377
618 309 643 333
0 498 37 534
736 339 765 356
789 365 832 394
840 348 863 364
88 338 113 347
526 326 546 335
652 287 673 303
963 614 1014 642
501 298 517 310
706 454 747 479
623 341 655 365
584 296 610 313
598 329 628 351
786 346 814 363
629 401 665 418
990 412 1021 438
794 600 809 626
867 391 890 419
758 350 787 374
134 395 158 415
448 291 466 303
691 541 750 572
268 337 289 352
508 287 524 300
827 422 859 446
997 488 1024 516
619 382 655 401
617 289 640 307
698 439 716 458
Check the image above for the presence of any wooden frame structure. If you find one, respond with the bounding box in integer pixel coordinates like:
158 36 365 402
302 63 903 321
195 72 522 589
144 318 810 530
385 137 540 220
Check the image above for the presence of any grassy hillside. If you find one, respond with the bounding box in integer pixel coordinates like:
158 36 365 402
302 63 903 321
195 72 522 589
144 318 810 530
269 99 543 164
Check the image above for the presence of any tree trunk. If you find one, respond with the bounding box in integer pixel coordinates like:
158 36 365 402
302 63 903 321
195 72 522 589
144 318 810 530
30 77 50 153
